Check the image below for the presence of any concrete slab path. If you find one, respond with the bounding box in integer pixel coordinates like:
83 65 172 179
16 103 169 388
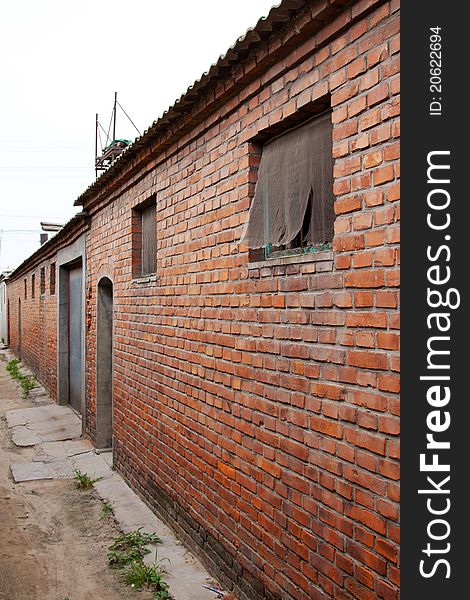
1 349 223 600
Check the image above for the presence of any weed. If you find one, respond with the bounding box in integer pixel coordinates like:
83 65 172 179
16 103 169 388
6 358 37 398
6 358 19 376
107 528 162 567
72 469 102 489
100 497 114 518
123 560 170 599
20 376 37 398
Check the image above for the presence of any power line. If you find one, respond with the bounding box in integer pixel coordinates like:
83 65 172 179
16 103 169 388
0 230 43 234
0 214 67 219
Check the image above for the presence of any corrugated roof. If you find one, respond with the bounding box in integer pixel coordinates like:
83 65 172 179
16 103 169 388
74 0 313 208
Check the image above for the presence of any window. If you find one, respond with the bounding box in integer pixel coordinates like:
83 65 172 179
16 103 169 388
242 110 335 260
132 199 157 277
24 278 27 300
31 273 35 298
50 263 56 295
40 267 46 296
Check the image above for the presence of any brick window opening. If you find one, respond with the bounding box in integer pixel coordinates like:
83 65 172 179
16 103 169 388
31 273 35 299
24 278 27 300
132 199 157 277
40 267 46 296
50 263 56 295
242 109 335 261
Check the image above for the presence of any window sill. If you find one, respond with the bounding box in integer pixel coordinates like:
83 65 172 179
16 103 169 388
131 274 157 284
248 250 333 270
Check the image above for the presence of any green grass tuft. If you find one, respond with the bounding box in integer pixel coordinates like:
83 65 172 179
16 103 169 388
123 560 170 599
72 469 102 489
6 358 37 398
107 528 162 568
100 497 115 519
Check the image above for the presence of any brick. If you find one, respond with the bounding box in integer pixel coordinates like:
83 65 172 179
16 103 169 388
386 182 400 202
351 132 370 151
367 83 389 107
377 332 399 350
360 107 381 130
344 270 385 288
348 96 367 117
374 248 396 266
334 234 365 252
346 312 387 328
373 164 394 185
356 331 375 348
348 57 367 79
367 44 388 68
364 189 384 207
378 459 400 480
361 67 379 91
349 351 388 370
370 123 392 145
363 150 383 169
378 415 399 434
377 579 399 600
378 373 400 393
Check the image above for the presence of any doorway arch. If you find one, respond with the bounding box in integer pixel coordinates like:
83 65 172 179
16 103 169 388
96 277 114 448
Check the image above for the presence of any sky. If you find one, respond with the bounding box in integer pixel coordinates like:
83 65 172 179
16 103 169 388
0 0 276 272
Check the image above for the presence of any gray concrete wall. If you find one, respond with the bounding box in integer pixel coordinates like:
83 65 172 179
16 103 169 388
57 234 86 432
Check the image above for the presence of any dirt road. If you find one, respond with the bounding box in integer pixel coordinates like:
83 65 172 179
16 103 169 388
0 360 153 600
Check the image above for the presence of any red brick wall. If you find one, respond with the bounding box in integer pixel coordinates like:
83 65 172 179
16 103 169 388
83 1 400 599
6 259 59 399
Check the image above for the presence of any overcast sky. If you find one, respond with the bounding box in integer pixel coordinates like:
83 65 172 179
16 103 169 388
0 0 275 272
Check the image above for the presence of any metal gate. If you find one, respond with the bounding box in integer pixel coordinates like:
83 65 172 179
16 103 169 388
68 266 82 413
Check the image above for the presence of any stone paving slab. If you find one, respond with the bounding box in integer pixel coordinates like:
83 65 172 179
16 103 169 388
10 461 53 482
46 457 77 478
6 405 82 446
11 428 42 447
34 438 94 463
70 451 114 480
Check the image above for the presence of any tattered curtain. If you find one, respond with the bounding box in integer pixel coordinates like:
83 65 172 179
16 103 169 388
241 111 334 249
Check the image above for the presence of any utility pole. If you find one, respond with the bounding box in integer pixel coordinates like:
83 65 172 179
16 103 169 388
112 92 117 142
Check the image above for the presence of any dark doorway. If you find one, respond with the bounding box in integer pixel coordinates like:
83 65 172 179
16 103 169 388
96 277 113 448
17 298 21 358
7 299 10 347
68 265 83 413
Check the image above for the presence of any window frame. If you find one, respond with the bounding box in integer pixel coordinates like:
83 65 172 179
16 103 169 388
132 197 157 279
40 267 46 296
244 99 335 263
50 263 56 295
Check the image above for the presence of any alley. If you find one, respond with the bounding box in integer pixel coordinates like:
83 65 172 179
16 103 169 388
1 2 401 598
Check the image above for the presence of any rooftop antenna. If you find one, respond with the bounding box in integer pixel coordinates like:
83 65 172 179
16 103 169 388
95 92 141 178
